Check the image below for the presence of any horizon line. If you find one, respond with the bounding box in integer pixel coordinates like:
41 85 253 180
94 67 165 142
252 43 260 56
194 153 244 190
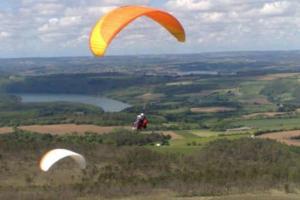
1 49 300 60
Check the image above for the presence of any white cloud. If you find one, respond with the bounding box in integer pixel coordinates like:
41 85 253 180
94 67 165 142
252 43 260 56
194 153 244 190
59 16 82 26
0 0 300 57
38 16 82 32
202 12 224 23
102 0 150 5
87 6 116 16
0 32 10 39
62 34 89 47
34 3 64 15
164 0 300 50
167 0 212 11
260 1 291 16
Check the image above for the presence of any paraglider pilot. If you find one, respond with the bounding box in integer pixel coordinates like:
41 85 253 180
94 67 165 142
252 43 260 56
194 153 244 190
133 113 148 130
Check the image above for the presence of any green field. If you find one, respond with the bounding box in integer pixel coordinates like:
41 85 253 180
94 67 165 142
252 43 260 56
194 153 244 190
150 130 250 154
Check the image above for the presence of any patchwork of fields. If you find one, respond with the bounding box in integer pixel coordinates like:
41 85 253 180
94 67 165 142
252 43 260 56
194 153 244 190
2 72 300 150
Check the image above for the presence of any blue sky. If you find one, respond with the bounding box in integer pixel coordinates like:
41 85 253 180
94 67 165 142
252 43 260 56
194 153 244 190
150 0 164 7
0 0 300 58
0 2 9 9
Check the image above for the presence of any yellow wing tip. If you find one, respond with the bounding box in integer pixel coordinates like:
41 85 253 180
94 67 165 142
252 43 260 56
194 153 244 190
89 34 107 57
92 53 105 57
90 49 105 57
89 44 106 57
177 34 186 43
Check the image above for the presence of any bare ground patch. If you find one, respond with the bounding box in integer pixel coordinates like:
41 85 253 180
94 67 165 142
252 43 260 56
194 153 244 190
0 127 13 134
166 81 193 86
242 112 285 119
258 73 300 81
161 131 183 140
191 107 236 113
176 90 218 98
240 97 272 105
137 93 164 101
258 130 300 146
18 124 130 135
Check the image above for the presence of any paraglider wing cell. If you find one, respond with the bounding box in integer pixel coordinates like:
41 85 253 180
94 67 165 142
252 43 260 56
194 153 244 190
89 5 186 57
40 149 86 172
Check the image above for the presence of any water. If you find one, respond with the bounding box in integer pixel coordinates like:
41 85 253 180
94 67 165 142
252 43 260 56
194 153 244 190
15 93 131 112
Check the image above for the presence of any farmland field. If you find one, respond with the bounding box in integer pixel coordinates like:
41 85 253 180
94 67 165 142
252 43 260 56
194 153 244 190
258 130 300 146
190 107 236 113
257 73 300 81
18 124 130 135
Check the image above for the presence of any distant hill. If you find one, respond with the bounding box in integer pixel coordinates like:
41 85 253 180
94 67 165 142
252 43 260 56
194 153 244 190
1 51 300 76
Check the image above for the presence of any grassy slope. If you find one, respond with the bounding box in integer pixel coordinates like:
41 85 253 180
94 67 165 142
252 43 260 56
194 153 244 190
149 129 251 154
2 133 300 199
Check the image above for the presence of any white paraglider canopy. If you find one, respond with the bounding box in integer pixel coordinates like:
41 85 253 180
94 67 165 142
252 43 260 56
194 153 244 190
40 149 86 172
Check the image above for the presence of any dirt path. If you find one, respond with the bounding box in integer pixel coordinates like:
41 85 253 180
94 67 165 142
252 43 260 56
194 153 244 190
258 130 300 146
18 124 130 135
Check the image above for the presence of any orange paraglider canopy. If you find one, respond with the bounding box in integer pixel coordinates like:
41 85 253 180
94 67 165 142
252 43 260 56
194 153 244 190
89 5 186 57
